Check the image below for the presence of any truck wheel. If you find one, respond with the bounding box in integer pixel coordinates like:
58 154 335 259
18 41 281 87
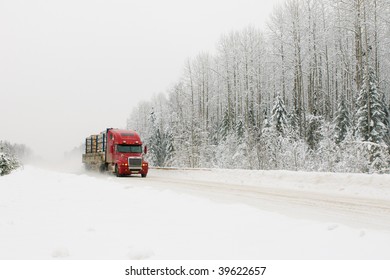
99 164 106 173
115 165 120 177
141 173 147 178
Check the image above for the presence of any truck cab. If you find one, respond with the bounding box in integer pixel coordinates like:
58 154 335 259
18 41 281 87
106 128 148 177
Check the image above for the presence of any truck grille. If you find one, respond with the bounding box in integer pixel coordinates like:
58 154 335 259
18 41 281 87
128 157 142 170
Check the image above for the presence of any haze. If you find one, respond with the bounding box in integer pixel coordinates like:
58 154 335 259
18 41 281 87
0 0 278 160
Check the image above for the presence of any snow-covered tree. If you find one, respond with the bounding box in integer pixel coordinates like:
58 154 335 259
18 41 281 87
220 107 233 140
306 115 323 151
287 112 299 136
356 68 387 144
147 110 174 167
0 152 18 176
336 132 370 173
334 97 350 144
313 121 339 172
235 117 245 141
0 143 20 176
356 67 389 170
271 95 288 135
259 117 279 169
382 95 390 146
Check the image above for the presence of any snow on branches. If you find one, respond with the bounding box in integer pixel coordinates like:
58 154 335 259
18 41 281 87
126 0 390 174
0 141 22 176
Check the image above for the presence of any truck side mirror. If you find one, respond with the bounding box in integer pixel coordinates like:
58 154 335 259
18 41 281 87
144 145 148 154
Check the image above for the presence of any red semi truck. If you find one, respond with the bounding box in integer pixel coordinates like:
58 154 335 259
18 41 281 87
82 128 148 177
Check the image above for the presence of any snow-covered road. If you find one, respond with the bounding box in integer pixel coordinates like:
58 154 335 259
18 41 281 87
131 169 390 230
1 165 390 259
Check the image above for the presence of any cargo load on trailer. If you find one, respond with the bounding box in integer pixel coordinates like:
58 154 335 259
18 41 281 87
82 128 148 177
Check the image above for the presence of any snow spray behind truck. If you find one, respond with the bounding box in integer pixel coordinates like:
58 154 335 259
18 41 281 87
82 128 148 177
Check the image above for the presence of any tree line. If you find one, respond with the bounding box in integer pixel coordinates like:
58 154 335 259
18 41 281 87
127 0 390 173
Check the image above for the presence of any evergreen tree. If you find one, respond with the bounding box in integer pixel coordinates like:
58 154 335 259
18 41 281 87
306 115 323 151
220 107 232 140
382 96 390 146
235 117 245 141
163 127 175 166
356 68 386 144
356 67 389 171
0 143 20 176
148 110 164 167
147 109 176 167
262 117 271 133
287 112 299 133
248 106 256 130
271 95 288 135
334 97 350 144
0 153 14 176
260 117 277 169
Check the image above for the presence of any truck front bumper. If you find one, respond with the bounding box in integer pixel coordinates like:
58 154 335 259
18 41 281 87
117 162 148 176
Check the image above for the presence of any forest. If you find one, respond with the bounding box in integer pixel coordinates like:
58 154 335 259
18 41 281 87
127 0 390 173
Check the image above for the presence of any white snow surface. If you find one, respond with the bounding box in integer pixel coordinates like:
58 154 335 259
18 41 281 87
1 165 390 260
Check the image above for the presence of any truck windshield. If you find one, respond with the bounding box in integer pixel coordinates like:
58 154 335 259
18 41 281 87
117 145 142 153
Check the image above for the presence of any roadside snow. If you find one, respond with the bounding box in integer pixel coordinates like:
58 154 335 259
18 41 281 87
1 165 390 259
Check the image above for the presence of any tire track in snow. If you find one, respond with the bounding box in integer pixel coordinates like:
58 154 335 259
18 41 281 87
119 174 390 230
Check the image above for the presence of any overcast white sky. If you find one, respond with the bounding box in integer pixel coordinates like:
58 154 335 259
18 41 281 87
0 0 280 160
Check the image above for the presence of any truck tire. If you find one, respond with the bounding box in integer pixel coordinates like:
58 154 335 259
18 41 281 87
141 173 147 178
115 165 121 177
